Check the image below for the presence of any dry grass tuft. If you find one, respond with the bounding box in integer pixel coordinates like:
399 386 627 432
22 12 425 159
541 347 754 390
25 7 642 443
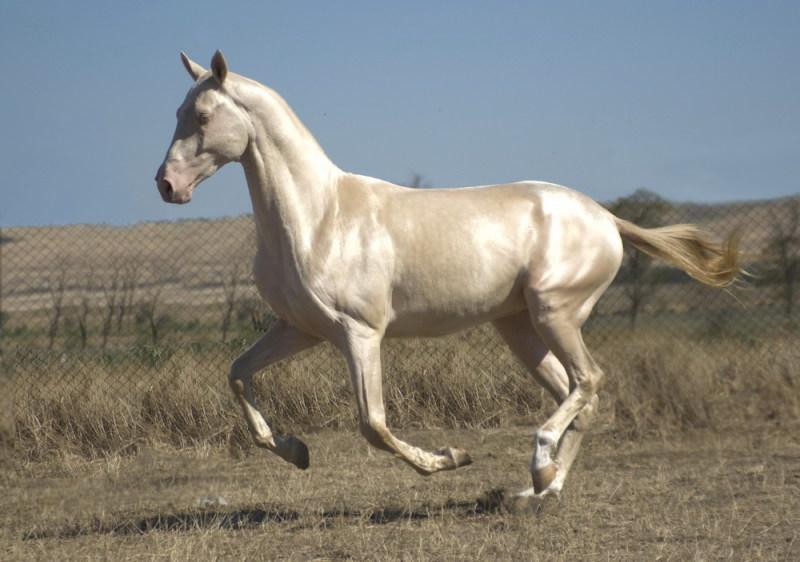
600 336 800 436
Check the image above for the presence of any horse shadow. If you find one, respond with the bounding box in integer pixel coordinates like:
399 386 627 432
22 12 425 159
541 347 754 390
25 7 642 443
23 489 512 540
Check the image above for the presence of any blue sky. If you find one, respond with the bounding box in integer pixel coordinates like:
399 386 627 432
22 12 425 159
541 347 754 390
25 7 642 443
1 1 798 227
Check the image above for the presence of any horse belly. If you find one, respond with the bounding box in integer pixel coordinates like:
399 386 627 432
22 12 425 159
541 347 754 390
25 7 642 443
385 201 535 337
386 302 526 337
386 264 527 337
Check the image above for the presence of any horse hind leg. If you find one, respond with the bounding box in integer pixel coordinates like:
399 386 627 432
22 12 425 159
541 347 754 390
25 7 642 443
492 312 568 402
526 302 605 495
544 393 598 494
493 312 598 498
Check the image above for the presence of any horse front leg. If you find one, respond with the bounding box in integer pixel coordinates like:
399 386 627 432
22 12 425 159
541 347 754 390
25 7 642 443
229 319 320 468
341 329 472 475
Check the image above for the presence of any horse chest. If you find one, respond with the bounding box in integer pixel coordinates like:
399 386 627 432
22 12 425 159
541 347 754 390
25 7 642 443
252 249 335 335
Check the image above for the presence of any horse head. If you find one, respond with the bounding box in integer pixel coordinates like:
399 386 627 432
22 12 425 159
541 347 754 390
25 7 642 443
155 51 250 204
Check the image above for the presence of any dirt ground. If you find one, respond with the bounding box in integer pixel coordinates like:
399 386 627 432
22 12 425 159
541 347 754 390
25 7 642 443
2 424 799 561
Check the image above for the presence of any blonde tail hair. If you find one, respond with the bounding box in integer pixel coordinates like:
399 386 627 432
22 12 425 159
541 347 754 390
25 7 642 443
614 217 743 288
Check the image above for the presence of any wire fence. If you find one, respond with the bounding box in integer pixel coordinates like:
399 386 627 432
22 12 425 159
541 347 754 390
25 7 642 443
1 191 798 440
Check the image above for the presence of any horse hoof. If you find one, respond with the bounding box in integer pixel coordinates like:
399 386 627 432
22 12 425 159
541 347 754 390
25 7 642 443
531 463 557 493
280 435 310 469
436 447 472 469
450 447 472 468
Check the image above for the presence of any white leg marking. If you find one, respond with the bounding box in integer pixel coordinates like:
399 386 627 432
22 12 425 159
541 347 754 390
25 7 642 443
533 430 558 471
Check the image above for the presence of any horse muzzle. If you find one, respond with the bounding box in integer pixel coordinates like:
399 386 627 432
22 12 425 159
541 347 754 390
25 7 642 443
155 164 193 204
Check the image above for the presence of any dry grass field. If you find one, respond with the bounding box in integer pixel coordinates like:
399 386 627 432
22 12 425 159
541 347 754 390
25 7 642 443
3 425 799 561
3 333 799 560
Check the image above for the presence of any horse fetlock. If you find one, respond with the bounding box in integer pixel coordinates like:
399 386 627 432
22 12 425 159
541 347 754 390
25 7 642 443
534 430 557 455
251 431 276 450
410 447 472 475
532 429 558 474
531 426 559 493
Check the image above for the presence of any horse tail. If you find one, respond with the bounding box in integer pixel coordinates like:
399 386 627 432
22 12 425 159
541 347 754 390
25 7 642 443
613 216 743 288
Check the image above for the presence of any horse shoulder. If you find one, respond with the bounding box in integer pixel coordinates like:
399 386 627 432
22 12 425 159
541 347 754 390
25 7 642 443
295 174 396 333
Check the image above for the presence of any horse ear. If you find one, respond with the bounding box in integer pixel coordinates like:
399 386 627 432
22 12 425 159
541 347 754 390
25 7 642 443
181 52 205 81
210 50 228 85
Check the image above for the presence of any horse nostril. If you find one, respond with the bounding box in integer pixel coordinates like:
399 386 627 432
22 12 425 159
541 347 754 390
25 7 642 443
162 179 174 198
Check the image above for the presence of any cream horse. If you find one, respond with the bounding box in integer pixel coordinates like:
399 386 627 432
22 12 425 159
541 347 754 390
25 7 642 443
156 51 741 499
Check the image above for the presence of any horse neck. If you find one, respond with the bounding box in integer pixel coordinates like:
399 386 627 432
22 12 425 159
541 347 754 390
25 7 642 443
239 85 339 259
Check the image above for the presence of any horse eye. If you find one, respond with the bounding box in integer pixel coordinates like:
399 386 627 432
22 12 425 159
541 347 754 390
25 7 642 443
197 113 210 125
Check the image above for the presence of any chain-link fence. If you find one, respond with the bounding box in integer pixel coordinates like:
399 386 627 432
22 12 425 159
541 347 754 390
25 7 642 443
2 191 798 451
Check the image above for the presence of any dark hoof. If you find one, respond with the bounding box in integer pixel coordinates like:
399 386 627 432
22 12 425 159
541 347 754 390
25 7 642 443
449 447 472 468
290 436 310 470
277 435 310 469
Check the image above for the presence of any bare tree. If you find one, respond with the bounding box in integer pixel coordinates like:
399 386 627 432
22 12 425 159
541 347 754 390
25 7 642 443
46 262 69 349
138 285 167 345
219 259 246 342
100 263 121 351
116 260 140 333
768 197 800 318
609 189 671 329
75 296 91 349
238 295 274 333
72 267 94 350
136 259 178 346
406 173 431 189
